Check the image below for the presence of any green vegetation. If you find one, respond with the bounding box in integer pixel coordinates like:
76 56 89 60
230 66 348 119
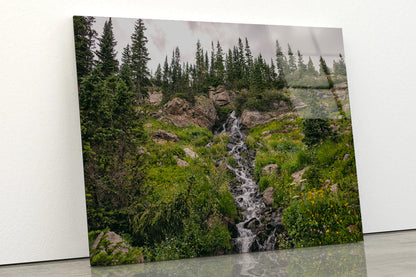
247 113 362 248
74 16 360 265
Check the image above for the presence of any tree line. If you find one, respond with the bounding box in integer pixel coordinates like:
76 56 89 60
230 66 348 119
75 16 347 105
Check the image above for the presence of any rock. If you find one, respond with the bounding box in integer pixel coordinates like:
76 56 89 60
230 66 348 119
244 218 261 231
193 96 218 129
147 88 163 106
184 147 198 159
290 95 308 111
291 167 308 183
334 82 348 90
263 187 275 206
144 123 153 128
262 130 271 135
343 154 350 161
91 231 144 263
149 130 179 143
164 97 191 116
240 108 293 129
177 158 189 167
209 86 230 106
342 103 350 112
331 183 338 194
262 164 281 176
163 96 217 130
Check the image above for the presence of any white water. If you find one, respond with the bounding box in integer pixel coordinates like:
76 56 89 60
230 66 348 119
222 111 265 253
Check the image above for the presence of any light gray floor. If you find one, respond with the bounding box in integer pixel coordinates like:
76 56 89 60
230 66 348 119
1 230 416 276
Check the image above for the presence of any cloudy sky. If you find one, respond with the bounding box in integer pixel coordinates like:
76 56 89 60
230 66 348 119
92 17 345 73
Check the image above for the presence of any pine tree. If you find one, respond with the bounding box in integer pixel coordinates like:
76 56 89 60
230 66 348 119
225 49 234 88
73 16 97 83
244 38 253 87
319 56 334 88
154 64 162 86
215 41 225 84
297 50 307 77
130 19 151 98
333 54 347 76
287 44 297 73
96 18 119 77
307 56 318 76
195 40 205 91
275 40 288 88
119 44 134 91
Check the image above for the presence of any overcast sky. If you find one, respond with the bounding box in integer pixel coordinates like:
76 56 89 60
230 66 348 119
92 17 345 73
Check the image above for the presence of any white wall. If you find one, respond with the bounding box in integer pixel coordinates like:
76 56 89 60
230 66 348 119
1 0 416 265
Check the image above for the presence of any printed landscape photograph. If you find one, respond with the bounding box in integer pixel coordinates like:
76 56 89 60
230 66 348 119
73 16 363 266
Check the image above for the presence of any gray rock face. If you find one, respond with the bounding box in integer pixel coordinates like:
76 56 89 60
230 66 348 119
263 187 275 206
209 85 236 107
262 164 281 176
240 107 293 129
163 96 217 130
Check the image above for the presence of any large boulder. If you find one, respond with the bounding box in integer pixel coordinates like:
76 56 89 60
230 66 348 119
263 187 275 206
262 164 281 176
240 104 292 129
164 97 191 116
163 96 217 130
209 85 237 107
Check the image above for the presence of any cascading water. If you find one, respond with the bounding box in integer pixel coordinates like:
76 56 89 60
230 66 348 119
222 111 283 253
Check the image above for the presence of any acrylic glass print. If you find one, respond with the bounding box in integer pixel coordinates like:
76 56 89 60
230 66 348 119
73 16 363 266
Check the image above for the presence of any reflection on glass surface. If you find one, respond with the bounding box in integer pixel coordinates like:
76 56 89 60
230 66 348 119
92 242 367 276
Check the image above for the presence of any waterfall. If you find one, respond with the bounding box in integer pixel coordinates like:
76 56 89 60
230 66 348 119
222 111 282 253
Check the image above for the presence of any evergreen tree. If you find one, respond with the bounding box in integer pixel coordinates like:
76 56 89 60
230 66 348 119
119 44 134 91
130 19 151 98
250 55 266 92
307 56 318 76
96 18 119 77
225 49 234 87
287 44 297 73
319 56 334 88
333 54 347 76
171 47 182 92
269 59 278 87
73 16 97 83
243 38 253 87
275 40 288 88
215 41 225 84
297 50 307 77
195 40 205 91
154 64 162 86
